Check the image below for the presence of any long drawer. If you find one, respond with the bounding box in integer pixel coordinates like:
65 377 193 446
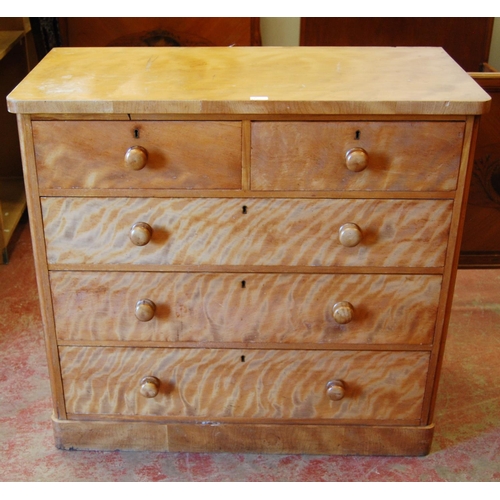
251 121 464 191
33 121 242 190
59 347 430 423
42 197 453 267
51 272 441 345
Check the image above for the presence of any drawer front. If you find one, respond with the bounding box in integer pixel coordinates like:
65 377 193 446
60 347 429 422
251 121 464 191
51 272 441 345
33 121 242 189
42 197 453 267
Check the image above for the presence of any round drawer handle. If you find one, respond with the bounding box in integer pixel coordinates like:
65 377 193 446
326 379 346 401
338 222 362 247
129 222 153 246
345 147 368 172
135 299 156 322
139 376 161 398
332 301 354 324
124 145 148 171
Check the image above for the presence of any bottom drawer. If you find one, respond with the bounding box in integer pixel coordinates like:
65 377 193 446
60 347 429 423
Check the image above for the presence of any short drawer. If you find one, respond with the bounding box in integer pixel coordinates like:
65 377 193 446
42 197 453 268
60 347 429 423
51 272 441 345
251 121 464 191
32 121 242 189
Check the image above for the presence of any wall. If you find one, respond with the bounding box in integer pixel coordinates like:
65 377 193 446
489 18 500 69
260 17 500 70
260 18 300 46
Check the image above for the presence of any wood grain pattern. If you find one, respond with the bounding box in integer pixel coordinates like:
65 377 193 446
33 121 242 189
251 121 464 191
41 197 453 267
52 416 435 455
166 422 435 456
59 347 429 422
7 47 490 115
50 271 441 345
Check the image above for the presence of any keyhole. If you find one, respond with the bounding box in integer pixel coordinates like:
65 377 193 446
355 130 360 140
242 206 247 214
241 280 246 288
241 355 245 362
134 129 140 139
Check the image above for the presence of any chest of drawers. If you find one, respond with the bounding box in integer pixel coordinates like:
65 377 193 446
7 47 490 455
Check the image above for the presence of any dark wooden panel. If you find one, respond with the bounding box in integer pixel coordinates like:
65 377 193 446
0 36 28 177
460 73 500 266
59 17 261 48
300 18 493 72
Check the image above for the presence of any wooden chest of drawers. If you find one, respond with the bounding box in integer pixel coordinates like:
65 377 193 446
7 47 490 455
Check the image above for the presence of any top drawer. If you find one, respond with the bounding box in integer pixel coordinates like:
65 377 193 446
32 121 242 190
251 121 464 191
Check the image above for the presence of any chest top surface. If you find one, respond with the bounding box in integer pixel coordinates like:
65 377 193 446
7 46 491 116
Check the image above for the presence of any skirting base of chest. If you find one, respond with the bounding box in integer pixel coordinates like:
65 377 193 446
52 416 434 456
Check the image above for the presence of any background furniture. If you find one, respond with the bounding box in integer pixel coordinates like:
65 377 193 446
58 17 262 48
300 17 500 267
0 19 36 263
300 18 494 72
460 67 500 267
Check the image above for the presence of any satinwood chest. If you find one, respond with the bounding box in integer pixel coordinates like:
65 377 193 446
7 47 490 455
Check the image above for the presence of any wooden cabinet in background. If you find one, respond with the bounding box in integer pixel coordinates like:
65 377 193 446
300 18 493 72
460 68 500 266
0 22 33 263
58 17 262 47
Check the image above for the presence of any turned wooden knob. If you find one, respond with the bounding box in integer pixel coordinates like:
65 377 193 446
338 222 362 247
139 376 160 398
135 299 156 322
129 222 153 246
345 147 368 172
124 146 148 170
332 301 354 324
326 379 346 401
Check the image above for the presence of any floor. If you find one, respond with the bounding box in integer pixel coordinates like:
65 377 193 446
1 218 499 481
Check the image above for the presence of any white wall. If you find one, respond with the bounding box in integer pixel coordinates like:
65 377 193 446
260 17 500 70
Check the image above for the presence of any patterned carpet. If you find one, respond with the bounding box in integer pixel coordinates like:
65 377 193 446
1 219 499 481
